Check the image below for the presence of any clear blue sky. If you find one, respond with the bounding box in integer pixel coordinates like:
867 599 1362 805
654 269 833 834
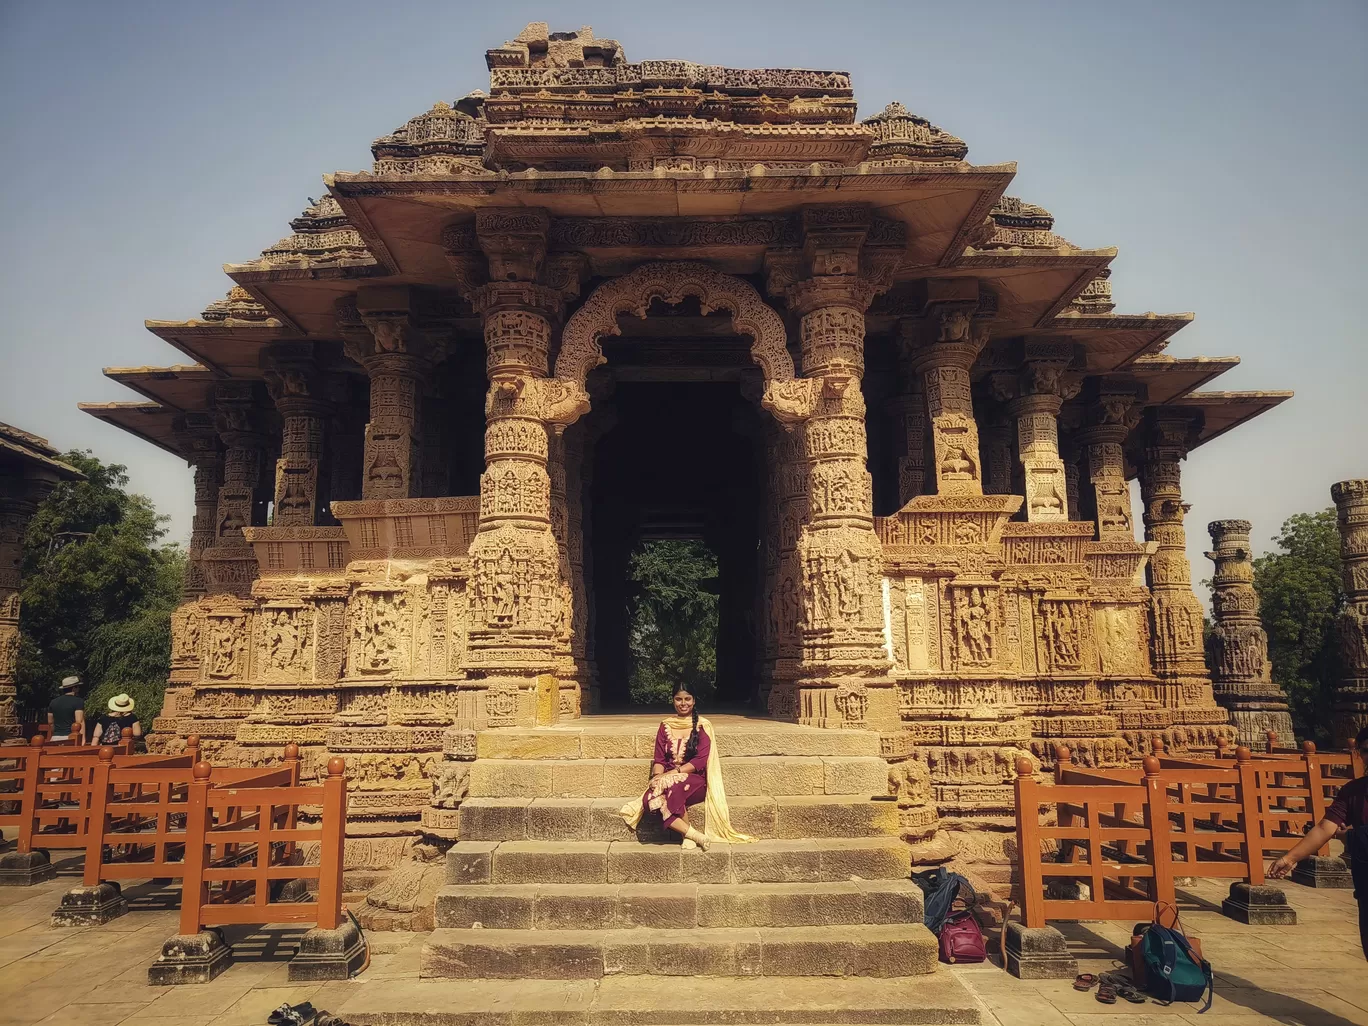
1 1 1364 584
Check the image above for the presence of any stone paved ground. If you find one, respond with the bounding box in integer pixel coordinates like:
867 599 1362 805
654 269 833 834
0 870 1362 1025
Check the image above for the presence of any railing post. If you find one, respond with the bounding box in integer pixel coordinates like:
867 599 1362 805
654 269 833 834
1143 755 1176 909
287 757 365 983
1014 757 1043 928
1234 747 1264 885
317 757 345 931
1302 741 1329 854
179 762 212 938
0 739 55 885
185 734 201 763
1053 744 1072 784
50 745 129 925
17 737 44 854
147 760 232 985
82 748 115 887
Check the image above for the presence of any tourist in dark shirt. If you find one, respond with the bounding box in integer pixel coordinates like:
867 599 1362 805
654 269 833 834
47 675 85 744
1269 725 1368 960
90 693 142 748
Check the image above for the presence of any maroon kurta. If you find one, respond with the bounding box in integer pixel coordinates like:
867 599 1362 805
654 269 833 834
641 721 711 826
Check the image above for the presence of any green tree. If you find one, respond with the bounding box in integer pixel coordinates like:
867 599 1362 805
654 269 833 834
17 451 183 722
626 540 719 706
1251 508 1343 743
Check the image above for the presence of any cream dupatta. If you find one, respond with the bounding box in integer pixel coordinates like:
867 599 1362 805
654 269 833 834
619 715 752 843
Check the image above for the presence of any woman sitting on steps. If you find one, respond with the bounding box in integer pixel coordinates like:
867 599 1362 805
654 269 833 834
620 683 751 850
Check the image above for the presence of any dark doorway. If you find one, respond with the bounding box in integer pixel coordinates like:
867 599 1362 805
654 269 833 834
585 381 764 709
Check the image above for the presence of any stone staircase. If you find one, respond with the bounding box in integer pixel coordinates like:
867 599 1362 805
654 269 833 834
349 715 983 1025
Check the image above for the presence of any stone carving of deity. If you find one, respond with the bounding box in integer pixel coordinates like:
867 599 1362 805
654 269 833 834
956 587 994 666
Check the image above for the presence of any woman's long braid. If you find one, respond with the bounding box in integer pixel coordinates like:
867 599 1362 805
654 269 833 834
684 708 699 764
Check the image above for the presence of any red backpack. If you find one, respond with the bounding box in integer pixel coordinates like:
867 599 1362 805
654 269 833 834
938 910 987 964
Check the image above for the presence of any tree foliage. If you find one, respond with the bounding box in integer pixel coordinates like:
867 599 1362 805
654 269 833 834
1251 508 1343 743
17 451 183 722
626 540 718 706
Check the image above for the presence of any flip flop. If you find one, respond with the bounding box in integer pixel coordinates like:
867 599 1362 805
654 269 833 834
1095 983 1117 1004
1073 973 1098 991
1116 985 1146 1004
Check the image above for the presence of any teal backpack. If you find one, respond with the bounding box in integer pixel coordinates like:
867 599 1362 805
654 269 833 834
1140 920 1214 1011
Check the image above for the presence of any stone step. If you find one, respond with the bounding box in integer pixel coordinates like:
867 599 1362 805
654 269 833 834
421 923 940 979
434 879 926 930
447 838 913 886
477 720 883 761
330 974 983 1025
458 794 899 841
468 756 889 799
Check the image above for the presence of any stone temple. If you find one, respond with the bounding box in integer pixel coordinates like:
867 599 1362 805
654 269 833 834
79 23 1293 887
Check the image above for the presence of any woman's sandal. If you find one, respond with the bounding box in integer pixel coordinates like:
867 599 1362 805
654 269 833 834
1073 973 1098 991
1095 983 1117 1004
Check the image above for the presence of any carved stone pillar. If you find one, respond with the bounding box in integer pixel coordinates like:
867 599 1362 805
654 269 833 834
202 382 268 598
1138 410 1211 691
782 275 896 729
176 413 222 599
1206 519 1293 748
158 414 222 744
562 424 592 710
889 363 925 507
0 487 50 738
1077 393 1138 542
903 303 987 497
980 402 1014 497
1332 479 1368 746
1060 405 1083 523
263 345 329 525
341 289 441 501
462 280 567 710
1009 359 1075 522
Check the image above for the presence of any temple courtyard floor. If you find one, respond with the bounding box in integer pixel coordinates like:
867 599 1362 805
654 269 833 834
0 870 1363 1026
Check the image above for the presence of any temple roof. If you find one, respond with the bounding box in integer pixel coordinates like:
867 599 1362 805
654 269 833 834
77 402 181 457
83 23 1288 465
0 422 84 481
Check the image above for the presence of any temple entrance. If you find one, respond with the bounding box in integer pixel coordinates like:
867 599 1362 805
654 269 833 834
584 380 765 710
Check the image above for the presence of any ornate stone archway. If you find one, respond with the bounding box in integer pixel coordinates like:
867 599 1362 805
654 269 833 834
552 261 797 422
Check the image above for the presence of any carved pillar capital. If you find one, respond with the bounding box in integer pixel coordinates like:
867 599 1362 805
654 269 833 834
475 207 550 283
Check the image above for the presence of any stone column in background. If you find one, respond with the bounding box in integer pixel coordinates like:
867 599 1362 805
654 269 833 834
1009 355 1076 522
1332 479 1368 747
889 354 925 507
1059 405 1083 523
176 413 222 598
204 381 269 597
904 302 987 497
1206 519 1293 748
1138 409 1211 694
0 487 50 738
263 344 329 525
1076 392 1137 542
342 288 441 501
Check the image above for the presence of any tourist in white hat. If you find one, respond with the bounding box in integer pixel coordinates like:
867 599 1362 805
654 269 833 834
47 675 85 745
91 693 142 748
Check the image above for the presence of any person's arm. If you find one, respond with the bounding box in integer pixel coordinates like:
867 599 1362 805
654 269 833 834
73 709 85 744
1269 817 1340 878
47 711 55 726
131 718 143 739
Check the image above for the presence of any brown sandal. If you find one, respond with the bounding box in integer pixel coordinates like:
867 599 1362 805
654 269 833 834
1073 973 1098 991
1096 983 1117 1004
